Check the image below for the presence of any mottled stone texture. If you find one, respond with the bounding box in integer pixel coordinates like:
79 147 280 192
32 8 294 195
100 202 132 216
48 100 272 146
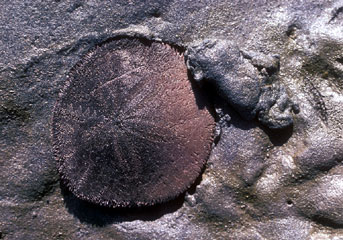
185 39 298 129
1 0 343 239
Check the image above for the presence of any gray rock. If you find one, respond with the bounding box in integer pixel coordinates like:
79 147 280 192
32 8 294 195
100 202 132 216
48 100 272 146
185 39 297 129
185 39 261 120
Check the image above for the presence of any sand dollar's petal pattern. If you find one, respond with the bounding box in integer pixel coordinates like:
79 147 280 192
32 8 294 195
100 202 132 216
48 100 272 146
52 37 214 207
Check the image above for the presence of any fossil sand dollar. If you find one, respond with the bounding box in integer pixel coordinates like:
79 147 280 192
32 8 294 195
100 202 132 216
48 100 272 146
52 37 214 207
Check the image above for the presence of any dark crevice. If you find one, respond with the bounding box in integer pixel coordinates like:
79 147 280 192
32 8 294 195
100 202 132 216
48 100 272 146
265 66 279 76
312 215 343 229
188 73 216 118
286 199 293 206
286 24 299 37
336 57 343 64
259 122 293 146
329 6 343 23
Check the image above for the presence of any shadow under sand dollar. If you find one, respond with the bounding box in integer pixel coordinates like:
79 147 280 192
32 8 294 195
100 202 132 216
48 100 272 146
60 174 203 226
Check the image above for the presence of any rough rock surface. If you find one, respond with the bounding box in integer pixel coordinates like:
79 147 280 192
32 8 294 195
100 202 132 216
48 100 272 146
185 39 298 129
1 0 343 239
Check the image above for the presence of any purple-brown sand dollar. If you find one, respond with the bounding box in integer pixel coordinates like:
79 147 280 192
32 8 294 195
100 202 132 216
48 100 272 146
52 37 214 207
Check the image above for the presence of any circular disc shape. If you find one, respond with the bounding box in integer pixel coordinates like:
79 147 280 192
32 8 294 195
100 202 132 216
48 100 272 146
52 37 214 207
